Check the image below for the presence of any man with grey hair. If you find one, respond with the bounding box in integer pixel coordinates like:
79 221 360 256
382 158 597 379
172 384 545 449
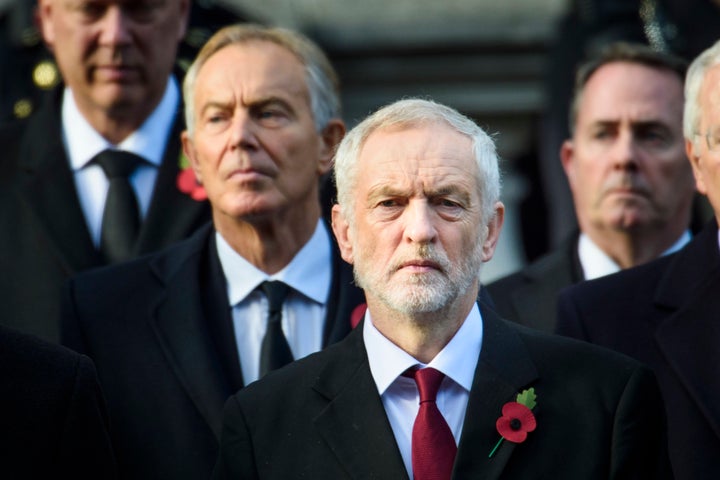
213 98 670 480
558 38 720 479
488 42 697 333
60 24 364 479
0 0 211 343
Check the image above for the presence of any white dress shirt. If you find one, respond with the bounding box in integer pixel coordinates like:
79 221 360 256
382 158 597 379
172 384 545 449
578 230 691 280
217 220 332 385
364 304 483 479
62 77 180 246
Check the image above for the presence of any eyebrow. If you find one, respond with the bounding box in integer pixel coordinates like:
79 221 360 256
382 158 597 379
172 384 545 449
591 119 671 129
365 184 473 204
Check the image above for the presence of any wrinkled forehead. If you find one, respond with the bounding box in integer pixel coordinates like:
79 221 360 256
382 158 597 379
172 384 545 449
357 123 478 191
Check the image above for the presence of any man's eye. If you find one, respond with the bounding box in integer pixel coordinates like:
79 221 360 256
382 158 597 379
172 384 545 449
638 129 668 144
592 129 612 140
254 108 289 127
378 199 398 208
78 3 106 20
124 1 163 22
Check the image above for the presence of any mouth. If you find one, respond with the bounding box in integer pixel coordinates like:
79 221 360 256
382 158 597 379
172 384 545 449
397 259 442 273
604 182 649 198
227 167 273 182
94 65 139 82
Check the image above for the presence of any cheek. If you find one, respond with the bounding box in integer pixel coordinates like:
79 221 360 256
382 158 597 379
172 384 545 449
651 156 693 188
195 142 225 177
571 167 602 203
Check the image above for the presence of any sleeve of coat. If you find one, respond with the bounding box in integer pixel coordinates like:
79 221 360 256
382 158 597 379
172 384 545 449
212 394 260 480
609 365 672 480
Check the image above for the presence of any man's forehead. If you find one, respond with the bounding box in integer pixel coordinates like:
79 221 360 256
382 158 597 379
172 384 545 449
197 43 309 98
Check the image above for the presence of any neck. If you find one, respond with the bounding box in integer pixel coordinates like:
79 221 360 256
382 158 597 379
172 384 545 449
584 224 686 269
214 206 321 275
367 286 477 364
71 92 163 145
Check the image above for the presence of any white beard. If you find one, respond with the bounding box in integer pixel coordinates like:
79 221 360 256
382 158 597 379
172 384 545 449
353 234 485 315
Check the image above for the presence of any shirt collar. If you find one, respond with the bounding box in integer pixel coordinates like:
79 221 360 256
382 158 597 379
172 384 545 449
62 76 179 170
216 220 332 306
364 302 483 395
578 230 691 280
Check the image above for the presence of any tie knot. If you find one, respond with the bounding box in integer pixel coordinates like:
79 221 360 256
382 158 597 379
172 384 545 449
94 149 143 179
412 367 445 403
260 281 290 316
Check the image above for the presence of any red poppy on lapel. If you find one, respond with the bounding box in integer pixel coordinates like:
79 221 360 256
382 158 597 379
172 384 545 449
496 402 536 443
177 167 207 201
489 387 537 458
177 153 207 201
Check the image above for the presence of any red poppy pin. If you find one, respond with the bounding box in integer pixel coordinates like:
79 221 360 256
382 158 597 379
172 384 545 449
176 153 207 201
489 387 537 458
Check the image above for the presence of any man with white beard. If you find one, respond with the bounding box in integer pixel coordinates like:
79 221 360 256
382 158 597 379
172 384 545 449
212 98 670 480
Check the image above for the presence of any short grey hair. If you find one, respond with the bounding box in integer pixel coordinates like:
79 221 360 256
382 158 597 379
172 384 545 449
684 38 720 142
334 98 501 224
183 23 341 136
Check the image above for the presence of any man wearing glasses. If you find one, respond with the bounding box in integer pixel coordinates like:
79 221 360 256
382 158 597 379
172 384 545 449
557 39 720 479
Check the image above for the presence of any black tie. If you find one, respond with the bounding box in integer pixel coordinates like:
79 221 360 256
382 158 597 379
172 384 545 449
94 150 143 264
259 281 294 377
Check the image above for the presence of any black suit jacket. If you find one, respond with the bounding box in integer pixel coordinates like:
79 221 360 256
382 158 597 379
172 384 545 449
0 325 117 479
0 87 210 342
557 219 720 479
213 305 670 480
61 223 365 480
486 233 583 332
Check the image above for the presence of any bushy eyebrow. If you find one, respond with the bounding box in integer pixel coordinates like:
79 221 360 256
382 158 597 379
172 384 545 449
590 119 672 130
365 184 472 205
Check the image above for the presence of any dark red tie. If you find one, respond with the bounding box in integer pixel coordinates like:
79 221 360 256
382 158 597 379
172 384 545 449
410 367 457 480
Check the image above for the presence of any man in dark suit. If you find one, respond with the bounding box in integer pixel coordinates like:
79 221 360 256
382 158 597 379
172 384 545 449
212 98 670 479
487 42 697 332
61 24 364 479
0 0 210 342
0 324 116 478
557 38 720 480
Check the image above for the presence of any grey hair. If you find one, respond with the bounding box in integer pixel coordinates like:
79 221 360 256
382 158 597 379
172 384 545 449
334 98 501 224
182 23 341 136
684 38 720 141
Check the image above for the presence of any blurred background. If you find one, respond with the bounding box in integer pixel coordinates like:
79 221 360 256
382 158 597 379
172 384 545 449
3 0 719 281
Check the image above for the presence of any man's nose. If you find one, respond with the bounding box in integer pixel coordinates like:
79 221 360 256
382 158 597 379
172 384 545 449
98 7 133 46
230 112 260 150
403 200 438 244
610 130 639 171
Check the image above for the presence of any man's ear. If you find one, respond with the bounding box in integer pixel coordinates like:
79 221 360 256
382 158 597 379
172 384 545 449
37 0 55 48
559 139 576 183
331 204 354 264
181 131 202 185
318 119 346 176
686 138 709 195
482 202 505 262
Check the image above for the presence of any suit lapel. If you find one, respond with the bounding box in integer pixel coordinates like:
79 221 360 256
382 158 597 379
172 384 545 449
148 226 233 440
135 109 210 255
15 99 100 272
654 221 720 439
510 235 581 331
313 327 409 479
453 306 540 480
